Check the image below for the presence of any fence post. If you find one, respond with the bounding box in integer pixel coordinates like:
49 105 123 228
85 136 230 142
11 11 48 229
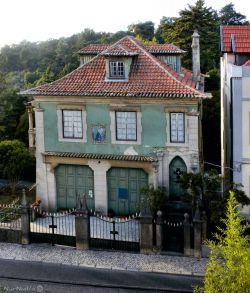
155 210 163 252
21 189 30 245
201 211 207 243
193 204 202 258
140 207 153 254
75 196 90 250
183 213 191 256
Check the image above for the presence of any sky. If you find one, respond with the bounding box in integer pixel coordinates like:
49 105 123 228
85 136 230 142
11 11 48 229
0 0 249 49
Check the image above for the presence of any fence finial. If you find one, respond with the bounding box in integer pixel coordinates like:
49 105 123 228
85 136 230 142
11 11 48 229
76 194 88 212
22 189 28 207
193 202 201 221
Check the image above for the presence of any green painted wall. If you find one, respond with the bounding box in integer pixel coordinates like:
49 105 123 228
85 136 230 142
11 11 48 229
42 102 192 155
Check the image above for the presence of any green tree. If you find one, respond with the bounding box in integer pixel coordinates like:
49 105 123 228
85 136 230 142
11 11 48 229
219 2 249 25
181 171 250 235
202 192 250 292
156 0 219 72
0 140 34 194
140 185 166 215
128 21 155 41
0 83 27 142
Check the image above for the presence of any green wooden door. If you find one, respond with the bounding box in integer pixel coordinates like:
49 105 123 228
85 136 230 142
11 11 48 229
55 165 94 210
169 157 187 199
107 168 148 215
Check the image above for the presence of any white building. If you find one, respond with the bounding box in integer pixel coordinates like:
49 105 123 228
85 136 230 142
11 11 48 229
220 25 250 218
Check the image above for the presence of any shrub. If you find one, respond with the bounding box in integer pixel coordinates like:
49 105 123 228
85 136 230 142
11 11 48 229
200 191 250 292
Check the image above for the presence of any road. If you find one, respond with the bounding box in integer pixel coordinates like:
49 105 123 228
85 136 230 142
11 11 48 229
0 259 203 292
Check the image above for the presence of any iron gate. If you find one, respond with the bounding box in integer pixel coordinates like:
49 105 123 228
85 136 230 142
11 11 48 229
89 212 140 252
30 209 76 247
162 213 184 253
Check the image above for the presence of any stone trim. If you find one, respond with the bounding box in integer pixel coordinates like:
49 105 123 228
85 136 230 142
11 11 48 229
57 107 87 143
110 110 142 145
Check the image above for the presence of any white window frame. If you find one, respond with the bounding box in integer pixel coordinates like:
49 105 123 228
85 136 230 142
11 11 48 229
170 112 185 143
62 110 83 139
109 61 125 79
57 105 87 143
115 111 137 141
165 110 188 146
110 108 141 145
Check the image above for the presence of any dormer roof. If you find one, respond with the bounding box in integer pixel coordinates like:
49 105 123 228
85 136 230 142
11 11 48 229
100 44 138 57
77 43 185 55
221 25 250 53
21 36 206 99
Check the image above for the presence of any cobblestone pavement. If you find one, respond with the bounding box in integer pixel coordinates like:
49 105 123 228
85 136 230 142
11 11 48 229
0 243 207 276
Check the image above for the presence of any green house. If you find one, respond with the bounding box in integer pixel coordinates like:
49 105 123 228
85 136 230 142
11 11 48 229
22 34 208 215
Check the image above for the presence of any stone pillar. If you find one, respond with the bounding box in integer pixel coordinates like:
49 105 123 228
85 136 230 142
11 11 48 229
193 204 202 258
75 196 90 250
201 211 207 243
140 208 153 254
46 164 57 211
152 161 159 189
21 189 30 245
155 210 163 252
183 213 191 256
88 160 111 214
35 107 49 210
27 104 35 150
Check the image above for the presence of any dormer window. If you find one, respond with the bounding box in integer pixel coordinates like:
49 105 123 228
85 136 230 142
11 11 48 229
109 61 125 79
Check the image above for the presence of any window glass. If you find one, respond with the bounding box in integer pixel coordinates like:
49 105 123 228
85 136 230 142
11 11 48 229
116 111 137 140
109 61 125 78
63 110 83 138
170 113 185 142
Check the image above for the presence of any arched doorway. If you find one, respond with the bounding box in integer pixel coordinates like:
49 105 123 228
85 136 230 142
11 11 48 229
169 156 187 200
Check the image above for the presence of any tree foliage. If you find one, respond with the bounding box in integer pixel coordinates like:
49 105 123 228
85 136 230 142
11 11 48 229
0 140 34 193
140 185 166 215
203 192 250 293
128 21 155 41
219 2 249 25
156 0 220 72
181 170 250 235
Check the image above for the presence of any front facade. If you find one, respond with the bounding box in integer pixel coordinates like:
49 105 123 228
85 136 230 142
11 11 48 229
220 25 250 218
23 35 207 215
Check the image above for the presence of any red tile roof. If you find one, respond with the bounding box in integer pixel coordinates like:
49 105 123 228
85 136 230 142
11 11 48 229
243 60 250 66
21 36 205 99
221 26 250 53
78 43 185 55
101 44 138 57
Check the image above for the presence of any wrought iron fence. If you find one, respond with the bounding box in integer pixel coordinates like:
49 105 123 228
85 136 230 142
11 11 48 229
0 203 22 230
89 211 140 252
30 208 76 247
0 203 22 243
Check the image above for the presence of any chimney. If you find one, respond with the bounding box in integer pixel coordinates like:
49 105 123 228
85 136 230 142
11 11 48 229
191 30 200 83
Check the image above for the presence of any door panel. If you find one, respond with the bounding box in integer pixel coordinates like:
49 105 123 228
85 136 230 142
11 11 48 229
55 165 94 210
169 157 187 199
107 168 148 215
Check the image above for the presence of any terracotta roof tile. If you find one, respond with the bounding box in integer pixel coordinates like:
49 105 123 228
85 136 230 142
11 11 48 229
78 43 185 55
21 36 205 99
221 25 250 53
243 60 250 66
101 44 138 56
43 151 156 162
